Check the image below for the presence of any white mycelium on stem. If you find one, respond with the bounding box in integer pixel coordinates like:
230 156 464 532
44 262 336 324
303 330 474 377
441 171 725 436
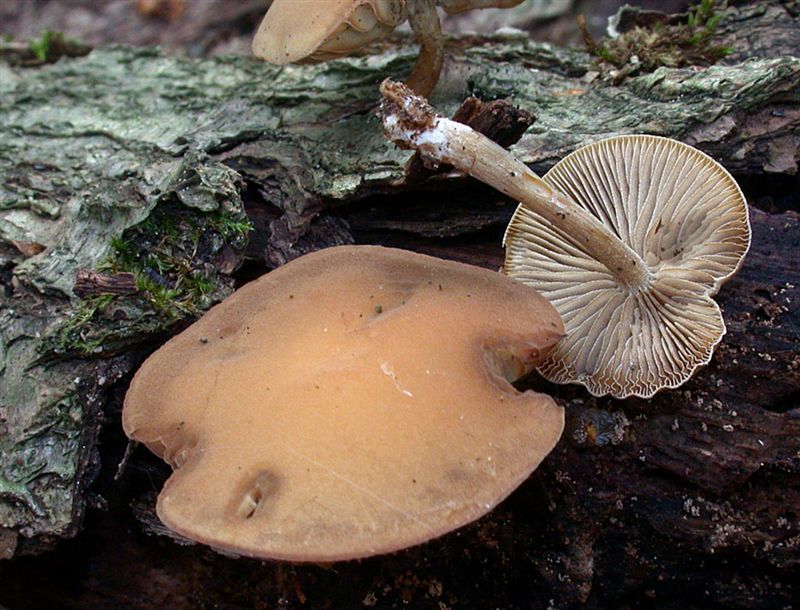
380 81 652 288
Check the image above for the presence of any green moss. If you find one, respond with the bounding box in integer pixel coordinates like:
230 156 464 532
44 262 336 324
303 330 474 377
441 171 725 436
108 204 249 315
25 30 90 65
29 31 56 63
48 295 117 355
209 213 253 244
584 0 732 78
45 202 251 356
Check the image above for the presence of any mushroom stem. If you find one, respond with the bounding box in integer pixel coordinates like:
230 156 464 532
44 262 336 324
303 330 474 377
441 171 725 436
379 80 651 288
406 0 445 97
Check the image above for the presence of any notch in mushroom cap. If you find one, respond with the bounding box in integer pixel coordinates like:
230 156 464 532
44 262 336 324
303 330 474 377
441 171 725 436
123 245 565 561
252 0 524 96
379 79 751 399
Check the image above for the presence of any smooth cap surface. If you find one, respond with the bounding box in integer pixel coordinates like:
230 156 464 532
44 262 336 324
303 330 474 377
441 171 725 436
504 135 750 398
123 245 565 561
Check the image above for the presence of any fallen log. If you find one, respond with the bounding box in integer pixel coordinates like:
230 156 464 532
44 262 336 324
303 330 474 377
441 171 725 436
0 1 798 607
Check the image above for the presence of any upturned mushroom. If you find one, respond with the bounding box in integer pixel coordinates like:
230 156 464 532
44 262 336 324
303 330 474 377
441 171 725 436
380 80 750 399
252 0 524 96
123 245 565 561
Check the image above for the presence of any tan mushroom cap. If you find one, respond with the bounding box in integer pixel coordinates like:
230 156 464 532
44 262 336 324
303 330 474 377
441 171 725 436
252 0 407 65
123 245 565 561
503 135 751 399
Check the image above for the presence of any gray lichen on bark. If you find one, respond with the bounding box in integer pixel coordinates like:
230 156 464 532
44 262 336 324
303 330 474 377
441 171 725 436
0 0 798 554
0 65 249 545
0 303 126 541
468 42 799 173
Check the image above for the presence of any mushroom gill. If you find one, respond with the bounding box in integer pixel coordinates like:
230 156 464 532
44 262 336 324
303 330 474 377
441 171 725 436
379 79 750 399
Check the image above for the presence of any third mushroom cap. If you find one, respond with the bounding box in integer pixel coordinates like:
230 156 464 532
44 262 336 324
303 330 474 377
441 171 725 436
252 0 525 96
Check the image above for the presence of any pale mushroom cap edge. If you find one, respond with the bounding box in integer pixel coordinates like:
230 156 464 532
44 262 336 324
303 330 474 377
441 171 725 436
438 0 526 15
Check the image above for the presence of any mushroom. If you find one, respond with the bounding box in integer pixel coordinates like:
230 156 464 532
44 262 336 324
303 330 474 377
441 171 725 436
123 245 565 561
252 0 524 96
379 79 751 399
